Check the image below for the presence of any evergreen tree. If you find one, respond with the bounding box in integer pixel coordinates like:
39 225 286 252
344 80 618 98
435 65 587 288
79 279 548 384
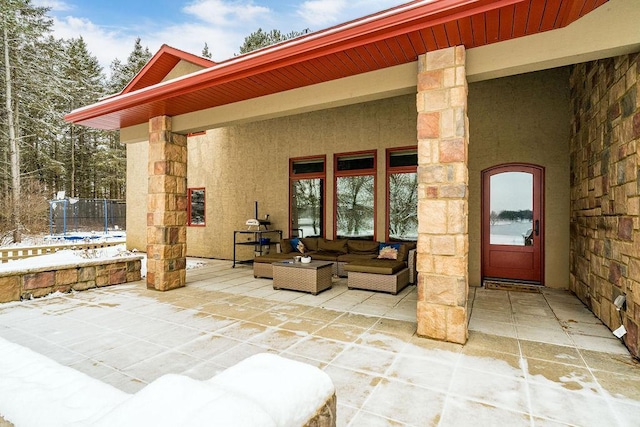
0 0 57 241
107 37 152 94
59 37 106 198
239 28 310 54
100 38 152 199
202 42 212 59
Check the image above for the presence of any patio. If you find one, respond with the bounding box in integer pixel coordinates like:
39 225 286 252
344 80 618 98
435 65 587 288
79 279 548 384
1 259 639 426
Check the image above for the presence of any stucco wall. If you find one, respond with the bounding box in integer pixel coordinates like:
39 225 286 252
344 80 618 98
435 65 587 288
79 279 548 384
127 95 417 259
126 141 148 252
468 68 571 288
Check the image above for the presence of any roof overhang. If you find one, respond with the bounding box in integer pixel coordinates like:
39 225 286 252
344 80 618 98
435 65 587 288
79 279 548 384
66 0 616 131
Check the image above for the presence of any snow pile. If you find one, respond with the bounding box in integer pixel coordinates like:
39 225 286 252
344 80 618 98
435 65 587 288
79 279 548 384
0 337 129 426
0 338 335 427
0 245 139 274
0 245 208 279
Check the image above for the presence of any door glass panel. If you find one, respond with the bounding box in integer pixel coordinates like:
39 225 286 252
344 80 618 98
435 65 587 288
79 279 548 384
291 179 323 237
490 172 533 246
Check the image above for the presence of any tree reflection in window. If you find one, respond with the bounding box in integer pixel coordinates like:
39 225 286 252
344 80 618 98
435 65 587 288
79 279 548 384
387 148 417 241
292 178 323 237
334 151 376 239
188 188 205 226
389 172 417 240
336 175 374 238
290 157 325 238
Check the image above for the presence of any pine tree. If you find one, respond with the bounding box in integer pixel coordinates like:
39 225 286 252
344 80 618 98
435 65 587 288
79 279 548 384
107 37 152 94
100 38 152 200
202 42 212 59
0 0 57 241
59 37 106 198
239 28 310 55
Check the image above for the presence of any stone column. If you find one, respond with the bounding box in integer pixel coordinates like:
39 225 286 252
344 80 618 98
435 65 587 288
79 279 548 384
146 116 187 291
415 46 469 344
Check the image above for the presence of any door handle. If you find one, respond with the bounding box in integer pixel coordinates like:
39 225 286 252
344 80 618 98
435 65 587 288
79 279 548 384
534 220 539 236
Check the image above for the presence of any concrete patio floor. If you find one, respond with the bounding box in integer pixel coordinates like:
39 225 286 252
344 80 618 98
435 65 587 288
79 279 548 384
1 259 639 426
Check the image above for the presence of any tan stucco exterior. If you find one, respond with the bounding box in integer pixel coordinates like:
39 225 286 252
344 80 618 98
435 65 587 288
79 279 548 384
126 141 148 252
467 68 571 288
127 95 418 260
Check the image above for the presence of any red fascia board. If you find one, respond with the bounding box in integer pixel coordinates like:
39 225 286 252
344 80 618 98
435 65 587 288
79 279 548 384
65 0 526 125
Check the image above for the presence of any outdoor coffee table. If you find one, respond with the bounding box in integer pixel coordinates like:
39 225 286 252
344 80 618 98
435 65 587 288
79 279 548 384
272 260 333 295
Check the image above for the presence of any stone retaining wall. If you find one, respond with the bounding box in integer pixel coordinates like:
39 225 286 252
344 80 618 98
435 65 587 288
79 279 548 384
569 52 640 358
0 256 143 302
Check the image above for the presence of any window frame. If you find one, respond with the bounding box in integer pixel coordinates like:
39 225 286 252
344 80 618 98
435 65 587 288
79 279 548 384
386 146 418 242
334 150 377 240
187 187 206 227
289 155 326 238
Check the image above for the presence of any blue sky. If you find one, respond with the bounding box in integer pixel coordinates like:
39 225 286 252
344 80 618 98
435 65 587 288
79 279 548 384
34 0 408 73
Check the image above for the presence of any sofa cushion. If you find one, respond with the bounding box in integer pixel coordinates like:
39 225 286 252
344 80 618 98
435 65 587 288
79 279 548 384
398 242 416 262
254 253 297 263
301 237 320 251
337 253 377 263
344 259 406 275
318 238 348 254
347 240 379 255
310 252 340 261
280 239 293 254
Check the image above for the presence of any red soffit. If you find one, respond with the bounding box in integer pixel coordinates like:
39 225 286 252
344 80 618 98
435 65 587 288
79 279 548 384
65 0 610 130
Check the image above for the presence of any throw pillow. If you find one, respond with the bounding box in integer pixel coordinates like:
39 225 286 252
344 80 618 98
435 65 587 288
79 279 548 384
290 238 306 253
378 245 399 260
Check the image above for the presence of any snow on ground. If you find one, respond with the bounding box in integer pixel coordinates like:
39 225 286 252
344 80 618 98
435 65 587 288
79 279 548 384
0 336 129 426
0 337 334 427
0 244 205 278
0 245 140 275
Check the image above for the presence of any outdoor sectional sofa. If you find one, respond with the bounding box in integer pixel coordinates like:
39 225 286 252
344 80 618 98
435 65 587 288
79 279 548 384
253 237 416 294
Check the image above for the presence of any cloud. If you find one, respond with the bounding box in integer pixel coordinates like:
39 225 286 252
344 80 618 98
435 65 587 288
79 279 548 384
33 0 73 11
296 0 405 28
50 16 129 72
296 0 347 27
46 0 272 73
44 0 407 77
183 0 271 26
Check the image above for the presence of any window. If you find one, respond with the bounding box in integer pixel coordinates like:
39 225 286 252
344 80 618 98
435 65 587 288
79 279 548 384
188 188 205 226
290 157 325 238
387 147 418 241
335 151 376 239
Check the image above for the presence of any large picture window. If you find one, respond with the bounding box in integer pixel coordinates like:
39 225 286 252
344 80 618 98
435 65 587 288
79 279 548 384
335 151 376 239
188 188 205 226
290 157 325 238
387 147 417 241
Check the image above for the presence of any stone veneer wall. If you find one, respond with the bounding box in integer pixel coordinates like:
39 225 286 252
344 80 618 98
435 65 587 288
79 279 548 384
569 52 640 357
0 256 143 302
416 46 469 344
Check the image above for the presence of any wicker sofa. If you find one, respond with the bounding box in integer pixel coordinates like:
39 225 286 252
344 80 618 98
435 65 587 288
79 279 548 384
253 237 416 294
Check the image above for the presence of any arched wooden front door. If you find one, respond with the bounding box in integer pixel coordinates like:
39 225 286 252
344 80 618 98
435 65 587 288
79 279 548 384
481 164 544 284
